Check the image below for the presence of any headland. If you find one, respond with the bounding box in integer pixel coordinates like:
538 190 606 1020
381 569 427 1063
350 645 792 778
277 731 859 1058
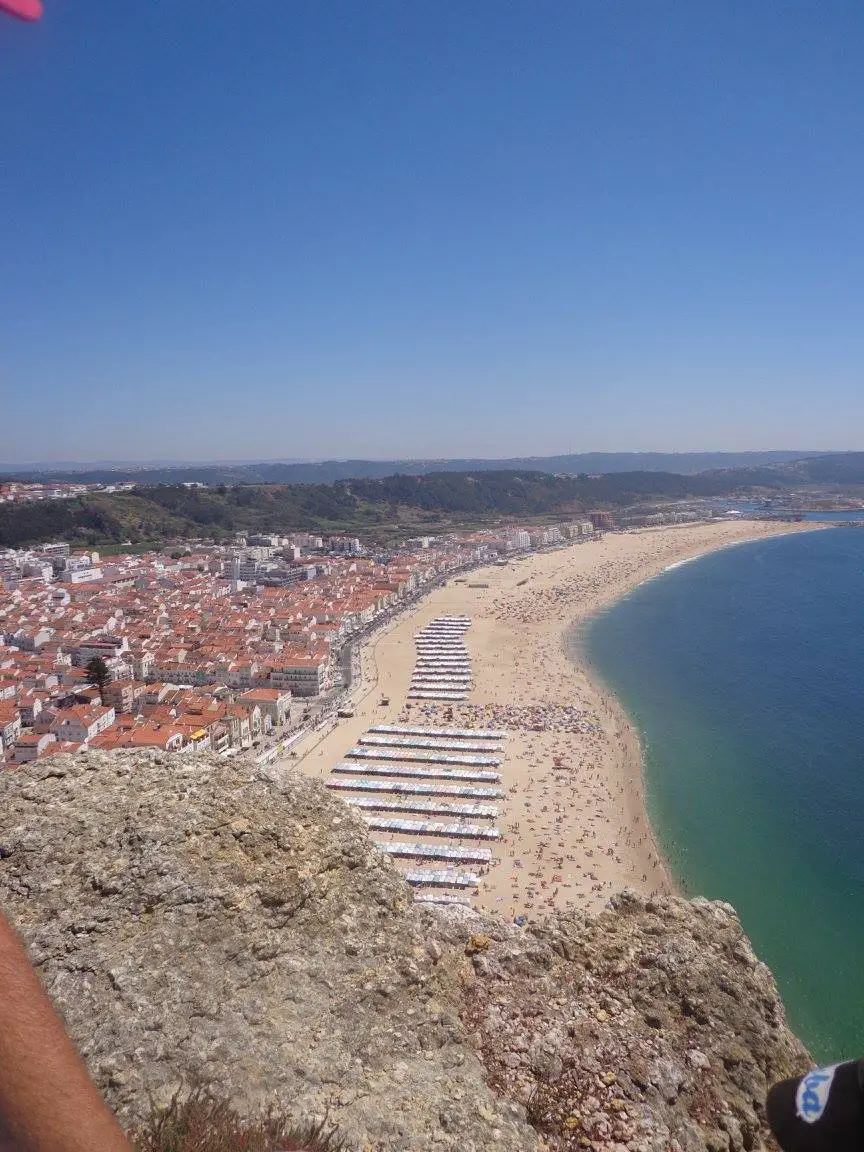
0 746 811 1149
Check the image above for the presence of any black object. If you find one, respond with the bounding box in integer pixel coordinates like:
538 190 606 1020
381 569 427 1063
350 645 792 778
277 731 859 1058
767 1059 864 1152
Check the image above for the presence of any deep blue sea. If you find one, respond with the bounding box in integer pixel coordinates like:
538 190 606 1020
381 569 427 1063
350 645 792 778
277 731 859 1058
583 528 864 1061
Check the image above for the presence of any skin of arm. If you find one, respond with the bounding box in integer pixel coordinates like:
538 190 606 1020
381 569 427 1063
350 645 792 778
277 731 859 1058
0 907 132 1152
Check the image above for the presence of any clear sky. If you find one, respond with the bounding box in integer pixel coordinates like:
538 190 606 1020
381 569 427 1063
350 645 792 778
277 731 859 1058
2 1 864 464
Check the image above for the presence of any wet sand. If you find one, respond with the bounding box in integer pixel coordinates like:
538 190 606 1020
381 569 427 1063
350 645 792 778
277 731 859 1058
287 520 815 917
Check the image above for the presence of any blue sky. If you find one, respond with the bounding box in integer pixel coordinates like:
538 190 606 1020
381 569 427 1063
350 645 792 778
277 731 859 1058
2 1 863 463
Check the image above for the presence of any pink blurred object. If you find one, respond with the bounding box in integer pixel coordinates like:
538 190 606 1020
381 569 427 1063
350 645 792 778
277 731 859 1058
0 0 43 20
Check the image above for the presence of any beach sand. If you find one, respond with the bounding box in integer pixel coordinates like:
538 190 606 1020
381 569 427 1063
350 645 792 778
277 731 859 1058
287 520 815 917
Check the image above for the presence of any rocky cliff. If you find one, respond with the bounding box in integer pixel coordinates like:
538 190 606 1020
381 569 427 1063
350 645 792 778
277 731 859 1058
0 751 809 1151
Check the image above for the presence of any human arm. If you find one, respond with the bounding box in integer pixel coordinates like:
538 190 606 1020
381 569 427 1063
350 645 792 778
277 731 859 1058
0 907 132 1152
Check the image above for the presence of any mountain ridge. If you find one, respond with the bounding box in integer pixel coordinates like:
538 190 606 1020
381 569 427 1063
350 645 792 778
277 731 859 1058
1 450 835 486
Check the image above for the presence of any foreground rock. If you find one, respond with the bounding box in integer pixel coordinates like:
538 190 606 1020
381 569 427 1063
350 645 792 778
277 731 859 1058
0 751 809 1151
456 891 810 1152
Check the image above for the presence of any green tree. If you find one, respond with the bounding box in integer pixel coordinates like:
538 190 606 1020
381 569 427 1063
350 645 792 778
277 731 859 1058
85 656 111 696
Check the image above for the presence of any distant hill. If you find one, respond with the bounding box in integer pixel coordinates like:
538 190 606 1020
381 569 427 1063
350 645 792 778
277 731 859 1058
3 455 863 550
760 451 864 485
0 467 787 550
0 450 828 487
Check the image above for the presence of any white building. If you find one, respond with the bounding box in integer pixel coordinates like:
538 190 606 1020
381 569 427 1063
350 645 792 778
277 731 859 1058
51 705 116 744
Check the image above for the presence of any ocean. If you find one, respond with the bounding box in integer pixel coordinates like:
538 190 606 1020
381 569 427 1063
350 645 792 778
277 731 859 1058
583 527 864 1061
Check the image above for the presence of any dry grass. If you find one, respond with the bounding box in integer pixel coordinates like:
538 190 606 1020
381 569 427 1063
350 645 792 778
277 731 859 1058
132 1087 346 1152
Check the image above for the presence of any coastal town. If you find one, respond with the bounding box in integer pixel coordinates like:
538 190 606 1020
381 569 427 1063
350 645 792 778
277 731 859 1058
0 521 597 766
0 512 819 921
1 3 858 1146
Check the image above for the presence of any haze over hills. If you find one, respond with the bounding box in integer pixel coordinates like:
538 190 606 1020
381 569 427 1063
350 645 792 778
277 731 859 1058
0 450 836 486
774 453 864 484
3 453 864 551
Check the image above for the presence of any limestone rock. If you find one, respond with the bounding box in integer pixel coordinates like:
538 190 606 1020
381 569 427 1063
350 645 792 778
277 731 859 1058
460 887 811 1151
0 752 810 1152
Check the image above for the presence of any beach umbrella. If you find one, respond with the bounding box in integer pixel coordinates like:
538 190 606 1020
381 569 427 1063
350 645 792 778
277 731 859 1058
0 0 42 17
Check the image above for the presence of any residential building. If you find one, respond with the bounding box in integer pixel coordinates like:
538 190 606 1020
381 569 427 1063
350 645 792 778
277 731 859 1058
51 705 116 745
101 679 145 714
8 732 57 764
237 687 291 727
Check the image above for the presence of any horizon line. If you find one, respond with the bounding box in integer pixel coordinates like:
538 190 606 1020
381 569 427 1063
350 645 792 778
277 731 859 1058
0 448 852 474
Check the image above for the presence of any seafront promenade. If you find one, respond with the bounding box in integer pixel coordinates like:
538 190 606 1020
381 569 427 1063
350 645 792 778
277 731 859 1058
288 519 816 916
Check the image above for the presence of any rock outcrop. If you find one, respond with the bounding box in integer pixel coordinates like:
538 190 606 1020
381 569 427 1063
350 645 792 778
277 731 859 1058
0 751 809 1151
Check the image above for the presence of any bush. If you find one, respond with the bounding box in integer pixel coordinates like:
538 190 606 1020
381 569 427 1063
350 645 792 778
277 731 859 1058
133 1088 346 1152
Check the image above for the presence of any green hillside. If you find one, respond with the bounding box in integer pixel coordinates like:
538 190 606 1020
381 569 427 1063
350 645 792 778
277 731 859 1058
0 467 785 550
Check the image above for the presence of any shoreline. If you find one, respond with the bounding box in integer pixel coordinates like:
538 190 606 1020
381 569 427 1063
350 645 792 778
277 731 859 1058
564 620 680 899
560 523 832 906
285 520 821 917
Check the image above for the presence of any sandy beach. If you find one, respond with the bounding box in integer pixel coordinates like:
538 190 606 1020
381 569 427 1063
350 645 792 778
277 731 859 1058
288 519 816 917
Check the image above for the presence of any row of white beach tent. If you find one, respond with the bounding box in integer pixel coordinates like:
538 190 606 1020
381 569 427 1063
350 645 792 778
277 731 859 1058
326 778 503 799
371 724 507 739
410 675 472 684
410 686 470 695
324 618 508 903
343 796 499 818
346 745 500 766
414 891 472 906
401 619 487 895
364 817 501 840
334 761 500 782
414 664 470 671
409 682 470 688
377 841 493 864
359 733 503 752
404 869 479 890
411 618 472 699
412 660 469 666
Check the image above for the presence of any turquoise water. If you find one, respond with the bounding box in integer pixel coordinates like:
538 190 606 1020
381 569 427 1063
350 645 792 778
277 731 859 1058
583 528 864 1061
